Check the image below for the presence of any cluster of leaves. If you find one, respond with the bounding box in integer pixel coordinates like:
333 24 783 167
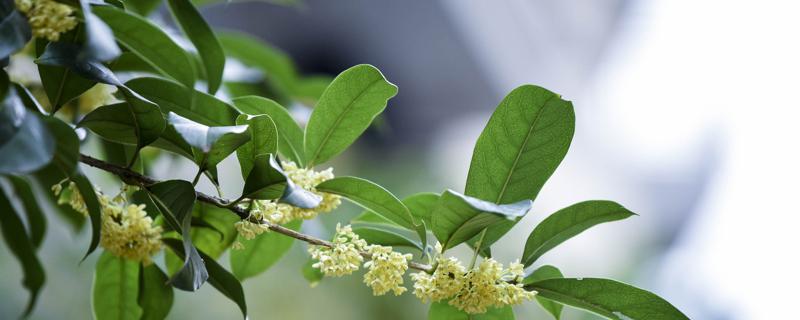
0 0 689 319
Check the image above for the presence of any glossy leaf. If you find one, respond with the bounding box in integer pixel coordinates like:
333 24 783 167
163 238 248 319
92 251 143 320
42 117 78 175
94 6 196 87
7 176 46 248
304 64 398 166
464 85 575 249
521 201 635 267
167 112 249 169
73 173 103 259
242 154 321 209
526 278 689 320
230 220 301 280
431 189 531 251
428 302 515 320
147 180 209 291
35 35 96 111
167 0 225 93
0 2 31 60
232 96 305 165
317 176 415 230
189 203 239 259
138 264 174 320
0 185 45 317
0 86 55 174
403 192 439 230
126 77 240 126
523 265 564 319
80 0 121 62
235 114 278 177
37 41 122 86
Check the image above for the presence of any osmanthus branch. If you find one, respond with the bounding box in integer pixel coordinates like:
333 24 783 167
78 154 434 273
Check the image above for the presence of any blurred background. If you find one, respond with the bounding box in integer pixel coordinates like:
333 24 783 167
2 0 799 319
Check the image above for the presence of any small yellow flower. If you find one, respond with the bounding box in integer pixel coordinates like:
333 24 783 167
55 182 88 217
363 245 412 296
15 0 78 41
411 256 466 303
234 220 270 240
100 202 162 264
278 160 342 223
308 224 367 277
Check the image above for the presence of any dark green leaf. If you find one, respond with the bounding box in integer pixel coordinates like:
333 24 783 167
521 201 635 267
163 238 248 319
92 251 142 320
232 96 304 165
304 64 398 166
0 184 45 317
464 85 575 249
14 83 47 114
147 180 209 291
80 0 121 62
42 117 78 175
428 301 515 320
7 176 47 248
242 154 321 209
37 41 122 86
189 202 238 259
167 112 249 168
78 95 166 149
138 264 174 320
316 176 416 230
126 77 240 126
0 87 55 174
431 189 532 251
526 278 689 320
0 3 31 60
125 0 161 16
167 0 225 93
94 6 196 87
235 114 278 177
35 35 96 111
523 265 564 320
230 219 301 280
73 173 103 259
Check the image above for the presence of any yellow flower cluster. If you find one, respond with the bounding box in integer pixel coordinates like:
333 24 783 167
410 245 536 314
308 224 367 277
53 182 162 264
15 0 77 41
233 219 270 241
268 160 341 224
363 245 412 296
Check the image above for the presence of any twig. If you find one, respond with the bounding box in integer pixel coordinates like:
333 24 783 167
78 154 433 273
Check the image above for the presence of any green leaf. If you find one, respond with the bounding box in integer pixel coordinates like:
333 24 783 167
35 35 96 111
42 117 78 175
92 251 143 320
351 222 423 251
523 265 564 320
94 6 196 87
304 64 398 166
403 192 439 230
37 41 122 86
525 278 689 320
73 173 103 259
0 184 45 317
0 3 31 60
7 176 47 248
0 86 55 174
167 0 225 94
235 114 278 177
521 201 635 267
242 154 322 209
14 83 46 114
163 238 248 319
147 180 209 291
431 189 532 251
138 264 174 320
80 0 122 62
167 112 250 169
232 96 305 165
230 219 301 280
78 97 166 149
464 85 575 249
301 258 323 288
126 77 240 126
428 302 515 320
125 0 162 16
217 31 298 99
189 203 239 258
316 176 415 230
